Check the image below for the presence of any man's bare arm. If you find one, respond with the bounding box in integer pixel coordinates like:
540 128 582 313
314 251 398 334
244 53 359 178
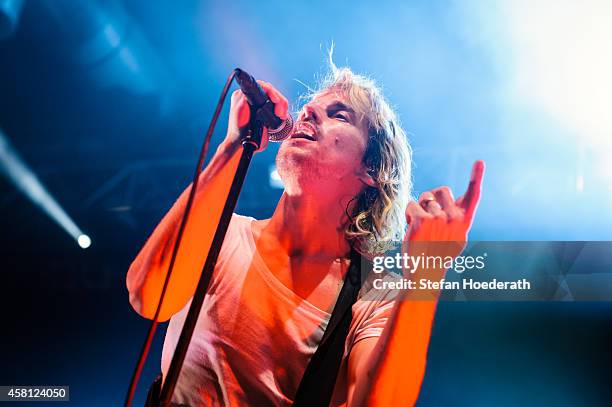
348 161 485 406
126 83 288 321
126 140 242 321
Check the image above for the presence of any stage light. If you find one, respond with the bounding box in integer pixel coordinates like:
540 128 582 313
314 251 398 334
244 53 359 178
575 175 584 193
501 1 612 148
77 234 91 249
0 129 91 249
39 1 162 96
0 0 23 39
269 166 283 189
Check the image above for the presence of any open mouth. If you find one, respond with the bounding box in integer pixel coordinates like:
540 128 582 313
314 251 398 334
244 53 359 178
291 121 317 141
291 133 316 141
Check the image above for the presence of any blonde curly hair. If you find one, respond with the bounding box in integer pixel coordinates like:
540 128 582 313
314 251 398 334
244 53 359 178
302 59 413 254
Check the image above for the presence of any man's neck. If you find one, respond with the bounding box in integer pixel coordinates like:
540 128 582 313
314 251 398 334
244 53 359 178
263 192 353 262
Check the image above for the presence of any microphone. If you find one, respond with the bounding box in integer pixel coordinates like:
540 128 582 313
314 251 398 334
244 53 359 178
234 68 294 141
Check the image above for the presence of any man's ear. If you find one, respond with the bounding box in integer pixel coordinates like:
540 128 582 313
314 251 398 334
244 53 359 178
358 167 377 188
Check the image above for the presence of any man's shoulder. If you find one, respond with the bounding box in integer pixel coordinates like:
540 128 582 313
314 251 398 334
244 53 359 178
354 269 402 309
231 212 258 223
215 214 259 268
227 213 258 234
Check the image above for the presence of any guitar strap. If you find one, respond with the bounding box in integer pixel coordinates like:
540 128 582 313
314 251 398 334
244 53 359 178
292 247 365 407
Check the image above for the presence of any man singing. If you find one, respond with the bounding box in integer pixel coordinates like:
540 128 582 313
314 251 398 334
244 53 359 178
127 61 484 406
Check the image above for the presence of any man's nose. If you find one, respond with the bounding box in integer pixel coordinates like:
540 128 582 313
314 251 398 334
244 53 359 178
300 103 322 124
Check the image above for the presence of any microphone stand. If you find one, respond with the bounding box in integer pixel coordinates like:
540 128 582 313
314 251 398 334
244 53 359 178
157 110 265 406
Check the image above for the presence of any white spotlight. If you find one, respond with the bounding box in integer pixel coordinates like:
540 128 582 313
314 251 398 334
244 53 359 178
77 234 91 249
502 0 612 147
575 175 584 193
269 166 284 189
1 129 92 248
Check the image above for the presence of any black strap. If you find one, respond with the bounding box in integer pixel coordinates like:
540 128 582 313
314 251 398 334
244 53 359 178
292 248 364 407
144 374 162 407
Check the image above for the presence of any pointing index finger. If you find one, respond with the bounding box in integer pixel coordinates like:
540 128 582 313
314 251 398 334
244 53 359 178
461 160 485 219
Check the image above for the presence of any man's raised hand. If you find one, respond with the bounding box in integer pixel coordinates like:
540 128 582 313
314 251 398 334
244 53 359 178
405 160 485 244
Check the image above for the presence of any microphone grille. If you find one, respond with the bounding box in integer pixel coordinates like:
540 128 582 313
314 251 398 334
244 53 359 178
268 115 294 142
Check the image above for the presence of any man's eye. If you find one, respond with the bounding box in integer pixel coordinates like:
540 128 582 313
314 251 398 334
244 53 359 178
334 112 349 122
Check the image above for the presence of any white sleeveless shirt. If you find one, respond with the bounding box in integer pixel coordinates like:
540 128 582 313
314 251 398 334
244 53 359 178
161 214 395 406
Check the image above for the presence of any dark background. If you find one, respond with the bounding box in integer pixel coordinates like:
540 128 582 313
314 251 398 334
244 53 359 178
1 1 611 405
